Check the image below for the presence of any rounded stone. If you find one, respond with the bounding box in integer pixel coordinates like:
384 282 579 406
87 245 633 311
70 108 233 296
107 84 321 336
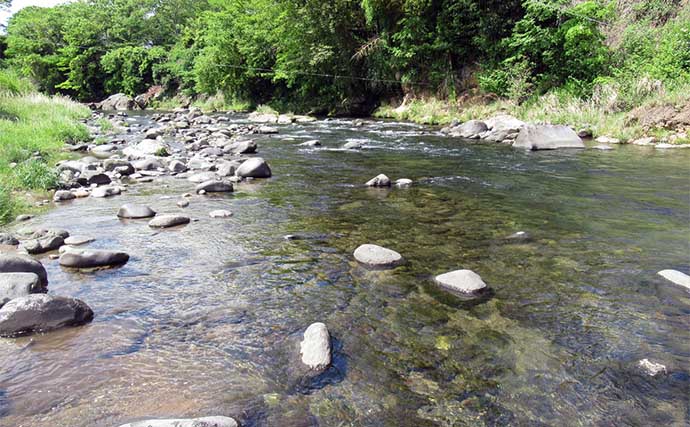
0 273 42 307
235 157 272 178
0 255 48 289
196 180 233 194
117 204 157 219
209 210 233 218
59 249 130 269
148 215 191 228
365 174 391 187
0 294 94 337
353 244 403 268
300 322 331 371
434 269 487 296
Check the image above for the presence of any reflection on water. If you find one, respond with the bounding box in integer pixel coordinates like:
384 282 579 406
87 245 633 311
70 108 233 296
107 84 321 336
0 114 689 426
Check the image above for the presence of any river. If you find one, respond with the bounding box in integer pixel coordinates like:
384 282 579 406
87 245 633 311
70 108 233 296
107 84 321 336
0 112 688 426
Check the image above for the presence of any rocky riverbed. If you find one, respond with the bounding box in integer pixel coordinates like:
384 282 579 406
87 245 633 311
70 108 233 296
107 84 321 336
0 110 688 426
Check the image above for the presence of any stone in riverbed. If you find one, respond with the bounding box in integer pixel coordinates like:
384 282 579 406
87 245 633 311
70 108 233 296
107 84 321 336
235 158 272 179
0 273 43 307
446 120 488 139
394 178 413 188
63 236 95 246
365 174 391 187
434 269 487 296
342 141 363 150
196 180 234 194
168 159 187 173
209 210 233 218
148 215 191 228
299 140 321 147
53 190 76 202
0 294 93 337
177 200 190 208
0 234 19 246
512 125 584 150
300 322 331 371
188 172 219 183
59 249 130 269
22 236 65 254
77 171 112 186
657 269 690 291
117 204 157 219
638 359 667 376
118 416 238 427
353 244 403 268
0 255 48 289
91 186 121 198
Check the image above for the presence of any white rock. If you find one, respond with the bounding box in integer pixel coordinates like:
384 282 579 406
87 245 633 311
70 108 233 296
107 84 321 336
118 416 238 427
209 210 233 218
300 322 331 370
353 244 403 268
365 174 391 187
657 269 690 291
638 359 666 376
434 269 487 296
595 136 621 144
394 178 413 188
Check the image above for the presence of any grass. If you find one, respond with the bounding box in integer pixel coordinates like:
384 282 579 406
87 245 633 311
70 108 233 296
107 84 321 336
96 117 115 133
0 70 90 224
374 78 690 142
148 92 252 112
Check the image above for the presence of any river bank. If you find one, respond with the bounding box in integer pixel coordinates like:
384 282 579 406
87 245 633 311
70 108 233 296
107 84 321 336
0 108 688 426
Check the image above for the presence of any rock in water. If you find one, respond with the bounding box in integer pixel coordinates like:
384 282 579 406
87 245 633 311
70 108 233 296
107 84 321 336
0 255 48 289
300 322 331 371
342 141 363 150
353 244 403 268
22 236 65 254
394 178 413 188
657 269 690 291
365 174 391 187
434 269 488 296
0 273 42 307
118 416 238 427
148 215 191 228
235 158 272 178
196 180 234 194
117 204 157 219
0 294 94 337
512 125 585 150
0 233 19 246
447 120 488 139
59 249 130 269
209 210 233 218
53 190 76 202
638 359 667 376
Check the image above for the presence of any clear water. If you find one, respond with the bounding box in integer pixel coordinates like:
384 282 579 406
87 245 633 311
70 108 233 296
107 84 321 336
1 114 688 427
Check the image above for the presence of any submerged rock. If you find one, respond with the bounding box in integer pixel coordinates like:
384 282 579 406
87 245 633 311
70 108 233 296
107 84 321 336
0 294 94 337
59 249 130 269
235 158 272 178
513 125 584 150
300 322 331 371
117 204 157 219
353 244 403 268
196 180 234 194
638 359 667 376
365 174 391 187
148 215 191 228
118 416 238 427
657 269 690 291
434 269 488 296
0 273 43 307
0 255 48 289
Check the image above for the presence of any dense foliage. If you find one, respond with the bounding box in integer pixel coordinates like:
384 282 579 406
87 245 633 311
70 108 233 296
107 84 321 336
2 0 689 112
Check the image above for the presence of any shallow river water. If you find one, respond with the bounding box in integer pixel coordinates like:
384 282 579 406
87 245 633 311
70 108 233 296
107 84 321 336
1 114 689 427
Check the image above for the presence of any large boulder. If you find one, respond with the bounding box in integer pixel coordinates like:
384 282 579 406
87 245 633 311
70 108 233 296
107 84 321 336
0 255 48 289
434 269 487 297
98 93 135 111
481 114 525 143
365 174 391 187
513 125 585 150
148 215 191 228
248 112 278 123
235 158 272 179
59 249 130 269
22 235 65 254
0 294 94 337
300 322 332 371
117 204 157 219
118 416 238 427
353 244 403 268
446 120 488 139
0 273 43 307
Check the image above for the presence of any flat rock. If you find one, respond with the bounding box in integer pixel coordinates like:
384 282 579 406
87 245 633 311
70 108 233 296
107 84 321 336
63 236 95 246
353 244 403 268
196 180 234 193
209 210 233 218
235 158 272 178
0 255 48 288
299 140 321 147
118 416 238 427
59 249 130 269
148 215 191 228
0 294 93 337
365 174 391 187
117 204 157 219
0 273 42 307
658 269 690 291
513 125 584 150
434 269 487 296
300 322 331 371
